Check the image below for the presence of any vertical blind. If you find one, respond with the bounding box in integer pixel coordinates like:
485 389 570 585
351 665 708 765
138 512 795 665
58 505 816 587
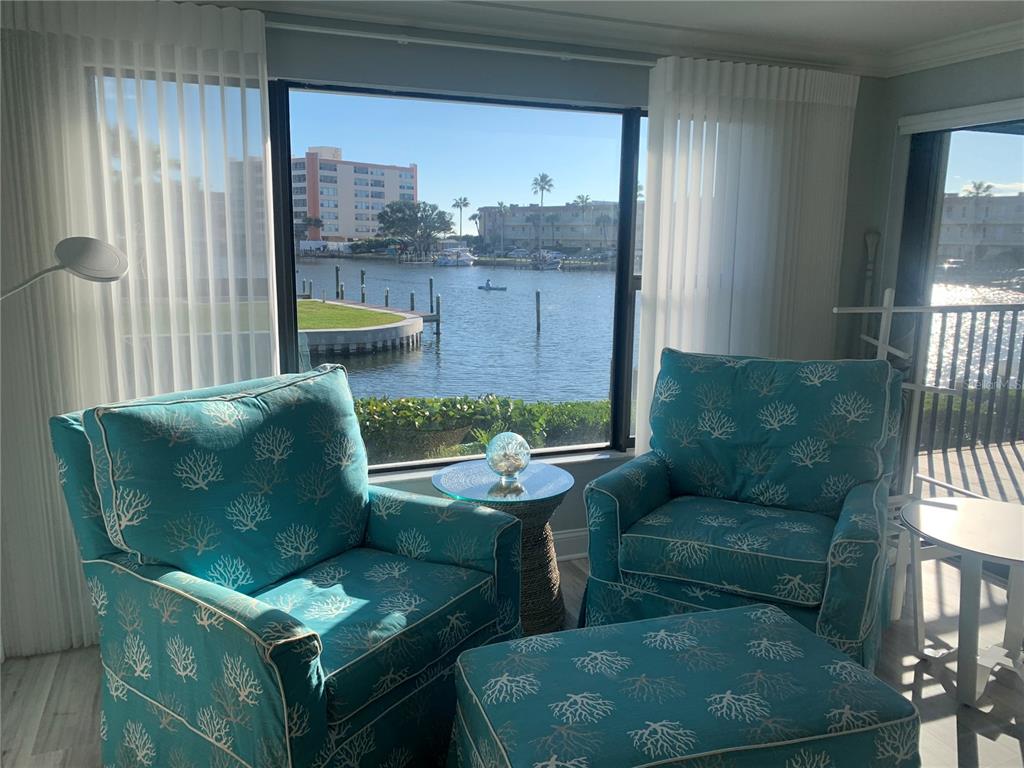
1 1 276 656
636 57 859 450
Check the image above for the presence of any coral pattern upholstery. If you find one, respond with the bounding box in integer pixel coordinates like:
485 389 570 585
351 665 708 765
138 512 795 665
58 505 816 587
50 365 521 767
584 350 902 667
452 606 920 767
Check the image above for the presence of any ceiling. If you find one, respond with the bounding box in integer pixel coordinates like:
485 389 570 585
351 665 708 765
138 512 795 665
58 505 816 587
236 1 1024 76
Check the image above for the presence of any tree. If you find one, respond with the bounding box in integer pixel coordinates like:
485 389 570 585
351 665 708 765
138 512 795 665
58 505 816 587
451 196 470 245
594 213 613 245
468 211 479 237
962 180 994 197
377 201 453 259
294 215 324 254
572 194 591 250
526 212 543 252
544 213 559 247
495 201 509 254
531 172 554 207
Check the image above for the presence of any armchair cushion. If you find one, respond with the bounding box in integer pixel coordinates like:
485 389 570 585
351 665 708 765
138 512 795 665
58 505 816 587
649 350 894 516
253 546 497 735
82 365 369 592
619 497 834 608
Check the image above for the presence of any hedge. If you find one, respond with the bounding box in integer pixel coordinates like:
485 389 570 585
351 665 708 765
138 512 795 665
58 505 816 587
355 395 609 464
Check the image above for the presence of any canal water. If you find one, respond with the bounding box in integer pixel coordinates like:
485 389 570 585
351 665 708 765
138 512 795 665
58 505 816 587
296 257 618 402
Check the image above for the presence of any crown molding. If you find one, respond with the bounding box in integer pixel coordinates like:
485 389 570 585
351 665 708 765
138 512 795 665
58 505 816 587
883 19 1024 77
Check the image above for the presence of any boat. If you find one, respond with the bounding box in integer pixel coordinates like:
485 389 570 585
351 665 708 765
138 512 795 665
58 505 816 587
435 248 476 267
530 250 562 271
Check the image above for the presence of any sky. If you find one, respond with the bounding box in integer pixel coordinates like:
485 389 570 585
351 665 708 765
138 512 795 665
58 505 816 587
290 90 627 213
944 129 1024 196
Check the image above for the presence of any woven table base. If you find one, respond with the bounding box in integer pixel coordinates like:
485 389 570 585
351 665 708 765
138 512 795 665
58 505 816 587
481 494 567 635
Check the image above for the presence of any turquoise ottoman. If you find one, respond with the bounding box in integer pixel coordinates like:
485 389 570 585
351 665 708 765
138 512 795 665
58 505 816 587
451 605 919 767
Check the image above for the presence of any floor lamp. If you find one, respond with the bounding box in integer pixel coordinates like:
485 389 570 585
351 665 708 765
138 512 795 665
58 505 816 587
1 237 128 299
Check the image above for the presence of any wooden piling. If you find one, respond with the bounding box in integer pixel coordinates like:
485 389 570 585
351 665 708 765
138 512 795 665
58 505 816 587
429 277 435 313
384 287 389 307
335 265 341 299
410 292 415 311
361 284 366 303
535 289 541 333
435 294 441 336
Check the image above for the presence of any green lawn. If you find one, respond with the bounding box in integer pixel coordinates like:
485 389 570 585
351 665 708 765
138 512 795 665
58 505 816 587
297 300 404 330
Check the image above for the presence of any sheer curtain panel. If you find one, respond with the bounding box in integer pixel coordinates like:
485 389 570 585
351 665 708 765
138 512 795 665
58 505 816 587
1 1 277 657
635 58 859 449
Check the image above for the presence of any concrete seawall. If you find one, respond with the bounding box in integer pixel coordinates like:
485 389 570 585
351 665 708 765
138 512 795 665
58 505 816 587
303 304 424 357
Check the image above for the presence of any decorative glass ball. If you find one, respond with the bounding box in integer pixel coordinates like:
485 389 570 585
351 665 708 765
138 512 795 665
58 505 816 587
485 432 531 482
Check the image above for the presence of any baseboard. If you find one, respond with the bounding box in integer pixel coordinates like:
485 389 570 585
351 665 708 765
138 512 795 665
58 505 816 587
553 527 588 561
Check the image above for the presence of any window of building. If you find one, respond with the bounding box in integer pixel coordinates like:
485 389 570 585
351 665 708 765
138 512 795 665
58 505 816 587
399 171 414 180
321 200 338 209
355 178 369 187
293 174 306 183
354 202 371 210
292 160 305 170
293 198 306 208
355 213 371 221
370 202 384 210
293 186 306 196
354 166 368 174
399 193 414 201
320 175 337 184
369 168 385 176
321 211 338 220
370 191 385 199
319 161 337 172
355 226 371 233
355 190 369 198
370 179 385 188
399 184 414 191
321 186 337 196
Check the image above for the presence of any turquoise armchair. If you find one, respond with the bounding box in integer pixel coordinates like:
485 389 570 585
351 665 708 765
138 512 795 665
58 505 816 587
584 350 901 668
50 365 521 767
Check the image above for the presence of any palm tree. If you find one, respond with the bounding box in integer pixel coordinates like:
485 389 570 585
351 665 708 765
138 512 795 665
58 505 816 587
469 212 480 237
531 173 554 207
573 194 591 251
452 197 470 245
594 213 613 246
544 213 559 248
962 180 994 197
496 201 509 255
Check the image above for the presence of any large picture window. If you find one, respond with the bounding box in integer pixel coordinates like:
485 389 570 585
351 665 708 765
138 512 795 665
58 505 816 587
272 85 640 466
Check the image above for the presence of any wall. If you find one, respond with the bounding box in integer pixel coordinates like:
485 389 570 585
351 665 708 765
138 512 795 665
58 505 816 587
266 18 651 109
836 50 1024 355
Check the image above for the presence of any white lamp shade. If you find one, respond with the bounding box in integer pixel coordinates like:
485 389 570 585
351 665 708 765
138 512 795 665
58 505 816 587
54 237 128 283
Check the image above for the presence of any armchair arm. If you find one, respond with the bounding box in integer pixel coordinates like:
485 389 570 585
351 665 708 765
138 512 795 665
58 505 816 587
85 553 326 766
364 486 522 633
817 479 889 664
584 452 673 582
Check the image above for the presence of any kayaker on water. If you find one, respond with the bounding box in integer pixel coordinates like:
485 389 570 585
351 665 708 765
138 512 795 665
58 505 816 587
485 279 492 289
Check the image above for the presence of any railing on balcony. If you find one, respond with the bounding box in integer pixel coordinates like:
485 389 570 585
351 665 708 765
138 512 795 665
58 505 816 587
913 304 1024 451
835 293 1024 502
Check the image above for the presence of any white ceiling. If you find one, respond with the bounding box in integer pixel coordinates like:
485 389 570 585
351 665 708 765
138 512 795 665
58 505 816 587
238 0 1024 76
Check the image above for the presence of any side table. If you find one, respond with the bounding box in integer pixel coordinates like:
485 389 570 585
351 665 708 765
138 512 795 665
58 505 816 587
433 459 573 635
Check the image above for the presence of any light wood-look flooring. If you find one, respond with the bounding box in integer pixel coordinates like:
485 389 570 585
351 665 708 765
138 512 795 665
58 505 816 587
3 558 1021 767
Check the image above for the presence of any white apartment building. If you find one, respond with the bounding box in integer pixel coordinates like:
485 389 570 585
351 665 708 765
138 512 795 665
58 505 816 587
291 146 418 242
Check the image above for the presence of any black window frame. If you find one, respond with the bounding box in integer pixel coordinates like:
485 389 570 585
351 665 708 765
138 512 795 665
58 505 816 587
269 80 643 463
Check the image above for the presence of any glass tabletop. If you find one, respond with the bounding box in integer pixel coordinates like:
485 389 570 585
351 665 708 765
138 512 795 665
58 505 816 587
432 459 574 504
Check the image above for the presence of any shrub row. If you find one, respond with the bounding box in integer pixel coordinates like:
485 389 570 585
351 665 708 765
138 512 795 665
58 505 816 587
355 395 610 464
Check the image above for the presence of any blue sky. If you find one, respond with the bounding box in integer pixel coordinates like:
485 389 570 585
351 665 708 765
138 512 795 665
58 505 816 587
290 90 625 212
945 129 1023 195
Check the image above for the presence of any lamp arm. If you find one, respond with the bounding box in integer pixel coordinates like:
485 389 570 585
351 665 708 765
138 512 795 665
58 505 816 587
0 264 64 300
